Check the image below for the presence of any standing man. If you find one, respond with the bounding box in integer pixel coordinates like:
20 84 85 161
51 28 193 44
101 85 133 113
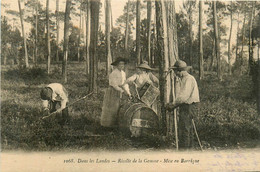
166 60 200 149
40 83 69 126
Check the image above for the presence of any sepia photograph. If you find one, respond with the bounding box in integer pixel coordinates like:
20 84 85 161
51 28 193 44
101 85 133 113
1 0 260 171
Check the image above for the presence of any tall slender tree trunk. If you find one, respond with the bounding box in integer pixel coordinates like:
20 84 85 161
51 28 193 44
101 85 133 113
235 12 240 68
248 2 256 74
210 38 215 71
213 1 222 81
147 0 152 64
188 1 193 65
199 0 204 80
46 0 51 74
18 0 29 68
125 0 130 51
156 0 169 136
241 11 247 73
257 40 260 115
89 0 100 93
165 0 179 149
77 0 82 62
136 0 141 64
228 2 233 75
85 0 90 75
35 0 38 65
62 0 72 83
56 0 60 62
105 0 112 75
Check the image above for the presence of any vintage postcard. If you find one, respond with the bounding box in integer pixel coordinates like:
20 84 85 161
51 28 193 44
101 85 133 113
1 0 260 171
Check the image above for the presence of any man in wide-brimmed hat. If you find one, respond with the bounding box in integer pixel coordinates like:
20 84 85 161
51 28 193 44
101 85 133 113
40 83 69 126
166 60 200 149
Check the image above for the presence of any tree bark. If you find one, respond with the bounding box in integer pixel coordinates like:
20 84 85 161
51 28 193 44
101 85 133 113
85 0 90 75
188 1 193 65
248 1 256 74
147 0 152 64
89 0 100 93
213 1 222 81
46 0 51 74
156 0 169 136
125 0 130 51
241 11 247 74
18 0 29 68
136 0 141 64
35 0 38 65
77 0 82 62
235 12 240 69
199 0 204 80
62 0 72 83
165 0 179 149
228 1 233 75
105 0 112 75
56 0 60 62
257 40 260 115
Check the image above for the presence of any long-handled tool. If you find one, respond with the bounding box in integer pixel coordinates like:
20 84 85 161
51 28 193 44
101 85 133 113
192 119 203 151
42 92 93 120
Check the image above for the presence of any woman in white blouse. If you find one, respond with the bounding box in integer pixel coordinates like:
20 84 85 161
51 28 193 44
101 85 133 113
101 57 130 128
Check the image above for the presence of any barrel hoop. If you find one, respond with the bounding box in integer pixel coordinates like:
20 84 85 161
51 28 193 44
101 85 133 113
129 106 158 128
124 103 143 119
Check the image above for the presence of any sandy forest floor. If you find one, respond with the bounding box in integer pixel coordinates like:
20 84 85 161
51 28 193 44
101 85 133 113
1 62 260 152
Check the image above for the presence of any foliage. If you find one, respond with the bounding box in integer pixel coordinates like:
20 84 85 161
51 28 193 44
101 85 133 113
1 64 260 151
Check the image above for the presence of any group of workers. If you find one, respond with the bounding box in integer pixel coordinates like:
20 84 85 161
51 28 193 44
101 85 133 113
40 57 200 150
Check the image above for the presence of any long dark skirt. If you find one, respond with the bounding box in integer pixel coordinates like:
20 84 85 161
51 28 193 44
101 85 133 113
101 87 121 127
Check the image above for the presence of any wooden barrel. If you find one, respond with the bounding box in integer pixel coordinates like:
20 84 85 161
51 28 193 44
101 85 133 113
118 101 159 137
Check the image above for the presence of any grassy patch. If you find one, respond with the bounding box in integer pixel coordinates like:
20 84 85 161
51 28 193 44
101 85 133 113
1 64 259 151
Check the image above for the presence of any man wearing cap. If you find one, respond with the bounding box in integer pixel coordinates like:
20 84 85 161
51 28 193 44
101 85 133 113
166 60 200 149
101 57 130 128
40 83 69 125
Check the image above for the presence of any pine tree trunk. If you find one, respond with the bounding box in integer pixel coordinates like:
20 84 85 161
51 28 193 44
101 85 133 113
241 12 247 74
257 40 260 115
199 0 204 79
165 0 179 148
56 0 60 62
156 0 168 136
235 12 240 70
136 0 141 64
89 0 100 93
188 1 193 65
35 0 38 65
248 2 256 74
18 0 29 68
125 0 130 51
228 2 233 75
85 0 90 75
105 0 112 75
210 38 215 71
62 0 72 83
77 0 82 62
147 0 152 64
46 0 51 74
213 1 222 81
